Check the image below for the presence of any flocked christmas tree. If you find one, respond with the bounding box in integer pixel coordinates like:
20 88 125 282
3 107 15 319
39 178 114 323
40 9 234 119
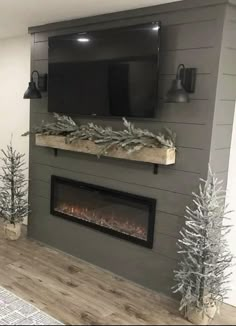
0 141 29 224
173 167 233 314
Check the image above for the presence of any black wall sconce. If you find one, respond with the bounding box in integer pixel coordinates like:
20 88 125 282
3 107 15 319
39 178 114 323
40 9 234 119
23 70 47 99
166 64 197 103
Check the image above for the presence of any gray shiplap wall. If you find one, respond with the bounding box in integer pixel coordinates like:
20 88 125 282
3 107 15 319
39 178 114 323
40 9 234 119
210 4 236 189
28 0 232 295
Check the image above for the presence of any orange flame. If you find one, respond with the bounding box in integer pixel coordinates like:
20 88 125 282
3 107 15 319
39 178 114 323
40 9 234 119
55 202 147 241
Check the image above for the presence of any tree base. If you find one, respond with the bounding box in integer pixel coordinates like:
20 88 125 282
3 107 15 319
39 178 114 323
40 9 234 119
4 223 21 241
186 304 217 325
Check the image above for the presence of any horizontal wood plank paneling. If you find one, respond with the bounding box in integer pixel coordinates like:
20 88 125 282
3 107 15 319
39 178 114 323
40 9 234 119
225 3 236 21
33 40 215 75
47 19 217 53
210 4 236 194
28 184 179 260
32 59 48 73
223 20 236 48
30 141 204 173
28 0 227 295
30 179 49 199
30 112 208 149
213 124 233 149
33 4 223 42
29 195 176 294
32 42 48 60
32 58 213 101
154 233 178 260
135 100 211 124
215 100 235 124
28 187 178 260
216 171 228 190
210 148 231 172
159 74 212 100
161 20 217 50
221 48 236 74
35 135 176 166
160 48 216 75
217 74 236 100
31 96 211 125
29 178 192 218
156 212 184 239
30 158 200 195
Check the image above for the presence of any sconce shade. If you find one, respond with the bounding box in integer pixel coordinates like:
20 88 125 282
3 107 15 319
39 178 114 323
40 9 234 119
166 79 190 103
24 81 42 99
166 64 193 103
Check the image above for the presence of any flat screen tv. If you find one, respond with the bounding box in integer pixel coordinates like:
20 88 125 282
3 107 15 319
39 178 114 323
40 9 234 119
48 22 161 118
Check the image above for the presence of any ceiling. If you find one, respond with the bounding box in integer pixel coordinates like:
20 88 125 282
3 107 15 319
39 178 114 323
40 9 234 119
0 0 183 39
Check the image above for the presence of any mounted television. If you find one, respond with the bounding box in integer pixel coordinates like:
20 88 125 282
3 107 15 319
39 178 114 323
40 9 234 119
48 22 161 118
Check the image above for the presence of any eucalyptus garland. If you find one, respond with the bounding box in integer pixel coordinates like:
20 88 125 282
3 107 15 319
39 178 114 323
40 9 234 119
22 113 78 137
23 113 176 156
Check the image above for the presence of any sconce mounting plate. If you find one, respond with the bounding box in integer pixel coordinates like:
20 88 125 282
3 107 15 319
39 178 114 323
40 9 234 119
38 74 48 92
179 68 197 93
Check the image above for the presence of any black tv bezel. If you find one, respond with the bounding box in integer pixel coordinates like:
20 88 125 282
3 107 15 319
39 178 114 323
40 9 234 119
48 21 161 119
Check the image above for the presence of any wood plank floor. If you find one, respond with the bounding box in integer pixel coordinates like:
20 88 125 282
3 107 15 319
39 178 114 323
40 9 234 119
0 227 235 325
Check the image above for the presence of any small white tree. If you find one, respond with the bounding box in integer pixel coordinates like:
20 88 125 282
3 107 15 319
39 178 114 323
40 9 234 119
173 168 233 313
0 142 29 224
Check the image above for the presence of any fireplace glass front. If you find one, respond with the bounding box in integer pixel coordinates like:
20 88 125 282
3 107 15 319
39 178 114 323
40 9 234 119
51 176 156 248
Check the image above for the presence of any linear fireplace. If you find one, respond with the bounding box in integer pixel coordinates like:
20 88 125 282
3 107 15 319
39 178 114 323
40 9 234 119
51 176 156 248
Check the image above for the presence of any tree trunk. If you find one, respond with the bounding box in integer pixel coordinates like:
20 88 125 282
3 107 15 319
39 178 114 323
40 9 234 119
10 156 15 224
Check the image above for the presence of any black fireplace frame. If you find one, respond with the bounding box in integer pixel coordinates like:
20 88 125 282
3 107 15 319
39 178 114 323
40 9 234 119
50 175 156 248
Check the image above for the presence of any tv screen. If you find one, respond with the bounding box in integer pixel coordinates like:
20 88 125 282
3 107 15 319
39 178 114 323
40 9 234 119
48 22 161 118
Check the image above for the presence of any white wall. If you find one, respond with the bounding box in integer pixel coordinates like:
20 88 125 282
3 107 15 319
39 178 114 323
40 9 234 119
0 35 30 154
226 102 236 307
0 35 31 223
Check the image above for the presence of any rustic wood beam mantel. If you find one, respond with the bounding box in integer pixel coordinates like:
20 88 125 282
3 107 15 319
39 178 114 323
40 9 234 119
35 135 176 166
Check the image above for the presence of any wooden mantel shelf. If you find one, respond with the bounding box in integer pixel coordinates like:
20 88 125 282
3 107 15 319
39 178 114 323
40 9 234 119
35 135 176 165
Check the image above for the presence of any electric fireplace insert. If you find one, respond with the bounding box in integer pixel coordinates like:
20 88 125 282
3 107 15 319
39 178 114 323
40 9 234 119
51 176 156 248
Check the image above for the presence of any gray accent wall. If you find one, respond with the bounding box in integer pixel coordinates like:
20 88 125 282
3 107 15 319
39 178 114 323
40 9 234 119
28 0 235 296
210 3 236 189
